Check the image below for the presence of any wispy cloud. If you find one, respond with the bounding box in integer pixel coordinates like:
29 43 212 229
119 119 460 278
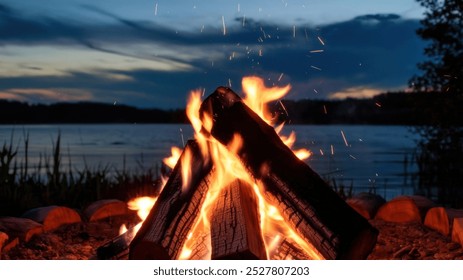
0 3 426 108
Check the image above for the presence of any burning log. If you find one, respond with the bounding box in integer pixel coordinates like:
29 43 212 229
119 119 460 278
270 238 312 260
187 232 210 260
129 139 213 259
452 218 463 246
199 87 378 259
210 179 267 260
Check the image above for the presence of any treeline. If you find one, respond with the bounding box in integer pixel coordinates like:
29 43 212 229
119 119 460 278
1 91 462 125
0 101 187 124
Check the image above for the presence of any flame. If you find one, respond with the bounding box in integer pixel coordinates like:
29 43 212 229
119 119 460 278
163 146 182 169
119 196 157 236
176 76 321 260
126 76 320 259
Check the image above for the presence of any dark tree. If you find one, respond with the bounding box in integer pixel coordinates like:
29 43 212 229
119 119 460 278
410 0 463 207
410 0 463 94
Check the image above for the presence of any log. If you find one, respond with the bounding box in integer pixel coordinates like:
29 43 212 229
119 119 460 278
199 87 378 260
22 206 82 232
0 217 43 242
96 225 137 260
1 237 19 255
210 179 267 260
270 238 312 260
347 192 386 220
129 140 213 259
452 218 463 246
84 199 128 222
187 232 210 260
375 195 435 223
424 207 463 236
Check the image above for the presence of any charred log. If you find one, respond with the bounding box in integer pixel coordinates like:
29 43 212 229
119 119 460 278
129 140 213 259
210 179 267 260
199 87 378 260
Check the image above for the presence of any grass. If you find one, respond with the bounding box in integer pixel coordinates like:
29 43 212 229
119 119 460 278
0 131 165 217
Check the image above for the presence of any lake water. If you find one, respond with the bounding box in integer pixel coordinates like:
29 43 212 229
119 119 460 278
0 124 420 200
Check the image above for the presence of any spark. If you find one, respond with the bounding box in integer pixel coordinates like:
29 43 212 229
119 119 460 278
323 105 328 114
313 89 318 94
237 3 240 12
331 144 334 155
310 65 322 71
375 102 382 108
180 128 185 147
304 28 309 41
242 15 246 27
293 25 296 38
259 49 263 56
317 36 325 45
349 154 357 160
278 100 288 117
228 78 232 88
222 16 226 35
201 88 206 97
200 25 204 33
340 130 349 147
319 149 324 156
310 49 324 53
154 3 158 16
278 73 284 81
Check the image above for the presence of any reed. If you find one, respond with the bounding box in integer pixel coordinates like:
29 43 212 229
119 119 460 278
0 132 164 217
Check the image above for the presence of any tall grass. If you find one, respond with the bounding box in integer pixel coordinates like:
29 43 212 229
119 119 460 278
0 132 165 217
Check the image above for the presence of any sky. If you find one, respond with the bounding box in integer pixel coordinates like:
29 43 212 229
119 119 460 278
0 0 427 109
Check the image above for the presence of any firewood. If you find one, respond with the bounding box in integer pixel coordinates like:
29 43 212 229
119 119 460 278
129 140 213 259
1 237 19 255
199 87 378 260
347 192 386 220
22 206 81 232
0 217 43 242
210 179 267 260
96 225 138 259
425 207 463 236
452 218 463 246
270 238 312 260
84 199 128 222
187 232 210 260
375 195 435 223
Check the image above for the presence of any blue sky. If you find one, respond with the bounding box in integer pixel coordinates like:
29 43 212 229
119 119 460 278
0 0 427 108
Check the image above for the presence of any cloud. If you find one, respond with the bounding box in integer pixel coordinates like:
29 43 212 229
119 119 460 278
0 88 93 103
0 2 426 108
329 87 385 100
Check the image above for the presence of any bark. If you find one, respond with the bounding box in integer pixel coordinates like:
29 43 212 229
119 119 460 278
347 192 386 220
210 179 267 260
424 207 463 236
375 195 435 223
129 140 213 259
83 199 128 222
199 87 378 259
96 225 137 260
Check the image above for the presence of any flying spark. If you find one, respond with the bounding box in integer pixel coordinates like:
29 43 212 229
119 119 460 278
222 16 226 35
228 78 232 88
317 36 325 45
349 155 357 160
278 73 284 81
375 102 382 108
310 65 322 71
341 130 349 147
242 15 246 27
154 3 158 16
313 89 318 94
331 144 334 155
310 50 324 53
293 26 296 38
278 100 288 117
319 149 324 156
238 3 240 12
323 105 328 114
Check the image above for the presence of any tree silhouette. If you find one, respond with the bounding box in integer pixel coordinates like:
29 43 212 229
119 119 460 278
410 0 463 207
410 0 463 94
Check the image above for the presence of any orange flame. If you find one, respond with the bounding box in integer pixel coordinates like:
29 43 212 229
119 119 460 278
119 196 157 236
128 76 319 259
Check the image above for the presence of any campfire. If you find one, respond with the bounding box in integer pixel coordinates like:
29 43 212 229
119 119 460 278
98 76 378 260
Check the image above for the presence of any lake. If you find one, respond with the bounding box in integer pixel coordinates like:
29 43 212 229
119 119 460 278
0 124 420 200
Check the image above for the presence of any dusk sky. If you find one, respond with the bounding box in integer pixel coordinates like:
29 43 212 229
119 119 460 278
0 0 427 109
